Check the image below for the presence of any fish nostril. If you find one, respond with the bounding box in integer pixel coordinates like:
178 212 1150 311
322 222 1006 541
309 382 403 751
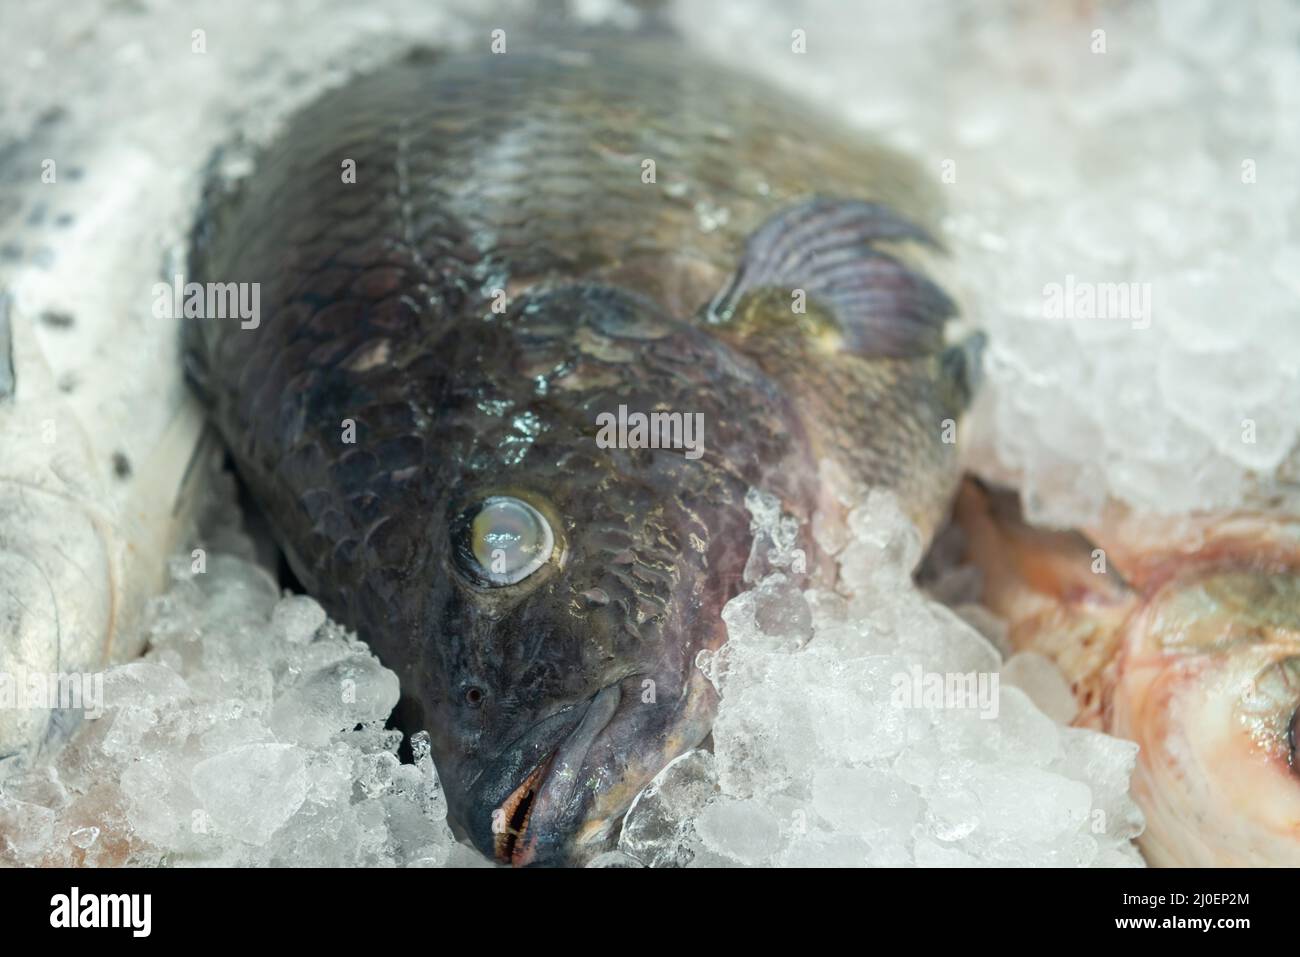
465 686 485 708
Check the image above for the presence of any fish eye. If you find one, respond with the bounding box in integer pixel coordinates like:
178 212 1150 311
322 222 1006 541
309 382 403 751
1237 655 1300 771
453 496 555 587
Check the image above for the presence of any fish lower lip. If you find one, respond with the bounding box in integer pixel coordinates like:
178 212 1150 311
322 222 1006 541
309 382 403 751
493 683 624 866
493 751 556 865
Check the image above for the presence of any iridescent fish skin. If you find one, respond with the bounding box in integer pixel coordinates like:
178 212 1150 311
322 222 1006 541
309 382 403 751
186 37 979 865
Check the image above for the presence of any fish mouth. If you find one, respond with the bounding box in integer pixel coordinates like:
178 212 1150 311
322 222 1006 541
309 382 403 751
487 682 624 866
493 750 553 865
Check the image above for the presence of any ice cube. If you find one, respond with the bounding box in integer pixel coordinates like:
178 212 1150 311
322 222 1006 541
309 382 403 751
190 744 309 846
269 655 400 748
619 750 718 868
694 798 785 866
271 594 328 645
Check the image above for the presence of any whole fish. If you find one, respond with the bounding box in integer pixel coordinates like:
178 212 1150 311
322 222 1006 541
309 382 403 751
186 35 981 865
957 480 1300 866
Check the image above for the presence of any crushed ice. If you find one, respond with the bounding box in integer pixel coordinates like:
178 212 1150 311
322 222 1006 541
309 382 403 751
0 479 465 867
610 490 1144 868
0 482 1144 867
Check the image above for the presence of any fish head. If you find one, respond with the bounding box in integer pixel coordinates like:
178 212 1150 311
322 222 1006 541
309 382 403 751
955 480 1300 865
420 490 721 867
1106 542 1300 866
399 287 759 866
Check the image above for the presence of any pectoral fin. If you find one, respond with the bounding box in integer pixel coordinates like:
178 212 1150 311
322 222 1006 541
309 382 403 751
706 197 956 359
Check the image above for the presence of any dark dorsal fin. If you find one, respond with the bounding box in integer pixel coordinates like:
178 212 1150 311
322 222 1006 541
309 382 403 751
707 197 956 359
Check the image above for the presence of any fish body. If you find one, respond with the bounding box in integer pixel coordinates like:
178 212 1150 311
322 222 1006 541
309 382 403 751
187 36 978 865
0 155 212 777
0 321 208 777
957 481 1300 866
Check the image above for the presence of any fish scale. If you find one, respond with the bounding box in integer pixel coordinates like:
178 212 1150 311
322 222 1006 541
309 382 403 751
186 34 977 865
